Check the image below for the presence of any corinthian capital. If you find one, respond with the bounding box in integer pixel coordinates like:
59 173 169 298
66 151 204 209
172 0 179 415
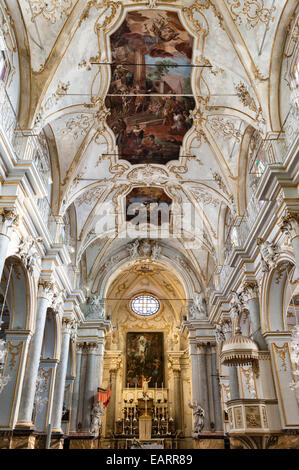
241 281 259 302
62 318 76 335
280 212 299 239
38 280 55 302
0 208 19 235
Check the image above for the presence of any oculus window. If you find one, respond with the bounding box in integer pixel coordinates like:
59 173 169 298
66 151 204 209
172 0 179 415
131 295 160 316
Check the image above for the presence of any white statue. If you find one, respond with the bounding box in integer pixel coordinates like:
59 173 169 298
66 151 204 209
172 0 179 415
90 402 104 437
139 239 151 257
194 291 207 317
127 240 139 259
26 252 40 275
188 401 205 437
215 324 225 344
188 292 207 319
151 243 161 260
86 295 105 319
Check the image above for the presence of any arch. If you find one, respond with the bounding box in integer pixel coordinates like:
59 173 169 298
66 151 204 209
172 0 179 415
260 255 296 334
268 0 298 131
0 255 34 332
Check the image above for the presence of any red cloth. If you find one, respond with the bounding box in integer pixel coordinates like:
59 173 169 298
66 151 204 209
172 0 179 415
97 388 111 407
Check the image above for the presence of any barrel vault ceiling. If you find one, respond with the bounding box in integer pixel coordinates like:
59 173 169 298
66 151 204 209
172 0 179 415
7 0 294 293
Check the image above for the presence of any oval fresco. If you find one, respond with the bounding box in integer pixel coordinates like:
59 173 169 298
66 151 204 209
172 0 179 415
106 10 195 165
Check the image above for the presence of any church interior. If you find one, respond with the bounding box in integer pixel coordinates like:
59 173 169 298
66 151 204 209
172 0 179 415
0 0 298 450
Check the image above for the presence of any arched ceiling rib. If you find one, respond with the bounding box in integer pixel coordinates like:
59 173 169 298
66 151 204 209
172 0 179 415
7 0 295 292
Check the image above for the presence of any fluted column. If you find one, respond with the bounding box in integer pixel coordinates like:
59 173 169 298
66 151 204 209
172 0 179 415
51 318 74 432
241 281 267 350
211 345 223 431
18 280 55 426
82 342 98 431
0 208 19 279
197 343 210 431
70 343 84 432
281 212 299 270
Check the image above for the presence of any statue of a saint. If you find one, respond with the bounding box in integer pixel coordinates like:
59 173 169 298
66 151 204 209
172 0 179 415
188 401 205 437
90 402 104 438
141 375 151 397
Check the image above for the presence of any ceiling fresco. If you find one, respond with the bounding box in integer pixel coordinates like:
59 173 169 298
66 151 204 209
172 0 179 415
6 0 295 293
105 9 195 165
125 187 172 225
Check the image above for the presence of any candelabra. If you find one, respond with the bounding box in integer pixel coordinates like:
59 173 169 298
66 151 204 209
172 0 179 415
118 400 139 437
117 396 175 438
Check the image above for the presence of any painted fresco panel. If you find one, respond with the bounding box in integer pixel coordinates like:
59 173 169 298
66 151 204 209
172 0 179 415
106 10 195 165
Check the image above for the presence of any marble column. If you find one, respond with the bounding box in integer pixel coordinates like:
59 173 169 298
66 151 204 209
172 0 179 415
105 368 117 436
70 343 84 432
223 323 240 400
281 212 299 270
82 342 98 431
51 318 74 433
190 341 200 402
211 346 223 431
241 281 267 350
0 208 19 280
173 367 183 434
18 281 55 426
197 343 210 431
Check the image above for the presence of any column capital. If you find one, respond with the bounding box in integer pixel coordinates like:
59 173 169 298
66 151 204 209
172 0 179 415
256 237 279 272
0 207 19 235
84 341 99 353
38 280 55 302
241 280 259 302
280 211 299 239
62 318 76 335
75 342 85 352
196 342 208 353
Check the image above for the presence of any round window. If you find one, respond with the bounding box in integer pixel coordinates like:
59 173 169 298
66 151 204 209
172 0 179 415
131 295 160 316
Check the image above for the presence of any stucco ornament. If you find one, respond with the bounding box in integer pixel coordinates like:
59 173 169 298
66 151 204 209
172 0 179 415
86 295 105 320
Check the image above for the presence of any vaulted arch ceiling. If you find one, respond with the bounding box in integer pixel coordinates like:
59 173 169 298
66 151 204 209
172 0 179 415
8 0 297 292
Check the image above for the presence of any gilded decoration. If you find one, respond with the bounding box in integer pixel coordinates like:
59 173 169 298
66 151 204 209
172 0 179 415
234 82 257 113
226 0 276 30
245 405 261 428
60 114 94 139
25 0 74 24
40 81 70 115
273 343 289 372
183 0 223 35
76 186 106 206
233 406 243 428
207 117 242 142
261 406 268 428
8 342 22 370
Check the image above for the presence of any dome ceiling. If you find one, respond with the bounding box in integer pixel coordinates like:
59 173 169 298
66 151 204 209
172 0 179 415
9 0 290 291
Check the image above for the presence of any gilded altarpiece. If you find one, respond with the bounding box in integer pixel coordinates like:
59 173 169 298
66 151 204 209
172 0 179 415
101 301 191 440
